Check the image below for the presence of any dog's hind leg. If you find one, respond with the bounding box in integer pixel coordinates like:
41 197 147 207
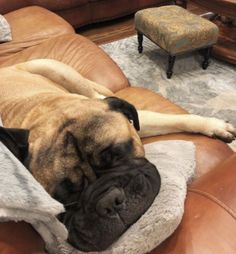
15 59 113 98
138 110 236 143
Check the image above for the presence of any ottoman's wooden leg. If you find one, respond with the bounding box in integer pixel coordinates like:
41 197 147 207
167 55 176 79
202 47 212 70
137 32 143 53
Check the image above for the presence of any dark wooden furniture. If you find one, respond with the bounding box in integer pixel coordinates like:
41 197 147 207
138 32 212 78
175 0 187 8
189 0 236 64
0 0 174 28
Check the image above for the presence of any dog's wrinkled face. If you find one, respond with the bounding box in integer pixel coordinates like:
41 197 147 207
28 97 161 251
60 158 160 251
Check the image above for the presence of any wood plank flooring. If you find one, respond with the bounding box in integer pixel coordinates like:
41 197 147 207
77 1 208 45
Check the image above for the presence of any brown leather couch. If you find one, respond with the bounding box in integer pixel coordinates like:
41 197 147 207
0 0 173 28
0 6 235 254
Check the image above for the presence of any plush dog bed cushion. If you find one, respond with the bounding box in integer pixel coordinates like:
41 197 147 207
72 141 195 254
101 141 195 254
0 139 195 254
0 15 12 42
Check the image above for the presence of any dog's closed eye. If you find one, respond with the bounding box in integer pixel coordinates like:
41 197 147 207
96 139 133 171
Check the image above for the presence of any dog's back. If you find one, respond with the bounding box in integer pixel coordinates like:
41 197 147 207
0 66 67 100
0 65 76 128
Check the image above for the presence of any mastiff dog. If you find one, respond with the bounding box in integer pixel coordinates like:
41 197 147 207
0 59 235 251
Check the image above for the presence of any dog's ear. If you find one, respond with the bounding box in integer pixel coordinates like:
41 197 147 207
104 97 140 131
0 126 29 163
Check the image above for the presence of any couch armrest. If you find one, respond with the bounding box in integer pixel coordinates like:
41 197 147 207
152 154 236 254
0 6 74 58
0 221 46 254
0 34 129 92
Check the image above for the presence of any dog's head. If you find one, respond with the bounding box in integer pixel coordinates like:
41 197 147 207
28 97 161 251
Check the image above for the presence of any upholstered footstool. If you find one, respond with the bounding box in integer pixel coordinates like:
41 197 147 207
135 6 219 78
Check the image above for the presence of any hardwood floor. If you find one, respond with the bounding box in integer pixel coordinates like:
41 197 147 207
77 15 136 45
77 1 208 45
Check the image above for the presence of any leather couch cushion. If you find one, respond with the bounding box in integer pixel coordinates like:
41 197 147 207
115 87 234 177
190 154 236 213
152 154 236 254
0 34 129 92
1 6 74 58
0 221 46 254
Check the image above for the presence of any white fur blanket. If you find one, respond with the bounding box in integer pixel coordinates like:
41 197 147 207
0 139 195 254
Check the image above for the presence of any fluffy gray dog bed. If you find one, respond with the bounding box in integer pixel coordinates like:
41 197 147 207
0 138 195 254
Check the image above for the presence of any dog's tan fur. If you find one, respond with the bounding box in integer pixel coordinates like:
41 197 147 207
0 59 235 193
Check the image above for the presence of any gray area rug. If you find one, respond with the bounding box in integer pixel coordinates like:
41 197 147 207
101 36 236 150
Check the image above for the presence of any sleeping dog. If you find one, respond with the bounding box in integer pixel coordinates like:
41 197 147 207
0 59 235 251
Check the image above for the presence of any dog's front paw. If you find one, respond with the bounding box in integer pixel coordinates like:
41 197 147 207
204 118 236 143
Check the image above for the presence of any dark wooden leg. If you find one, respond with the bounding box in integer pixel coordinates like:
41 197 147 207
137 32 143 53
202 47 212 70
167 55 176 79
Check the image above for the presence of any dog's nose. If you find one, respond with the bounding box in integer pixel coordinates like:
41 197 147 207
96 188 125 217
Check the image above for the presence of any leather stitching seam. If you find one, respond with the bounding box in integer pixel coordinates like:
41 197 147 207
188 188 236 219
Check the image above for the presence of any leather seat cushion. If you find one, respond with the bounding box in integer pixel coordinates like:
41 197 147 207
153 154 236 254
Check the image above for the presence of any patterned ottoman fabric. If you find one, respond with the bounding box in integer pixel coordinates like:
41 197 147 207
135 6 219 55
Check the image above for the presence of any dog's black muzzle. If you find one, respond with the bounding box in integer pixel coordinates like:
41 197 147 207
61 158 161 252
